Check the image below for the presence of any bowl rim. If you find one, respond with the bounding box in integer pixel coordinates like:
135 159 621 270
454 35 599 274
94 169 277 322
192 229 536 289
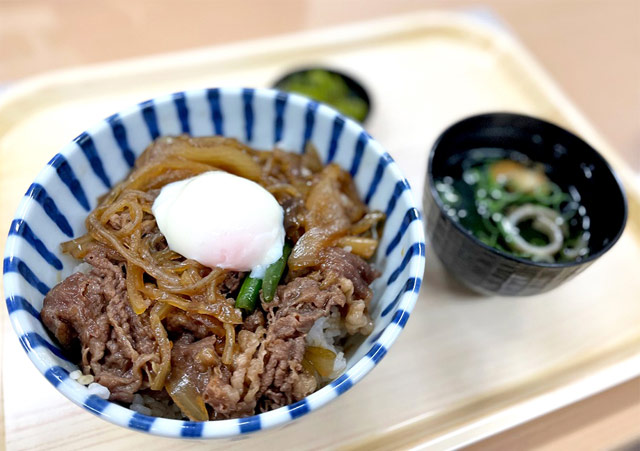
3 87 425 438
427 111 628 269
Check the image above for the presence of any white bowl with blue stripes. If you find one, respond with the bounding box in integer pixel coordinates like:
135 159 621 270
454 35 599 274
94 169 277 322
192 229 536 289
3 87 425 438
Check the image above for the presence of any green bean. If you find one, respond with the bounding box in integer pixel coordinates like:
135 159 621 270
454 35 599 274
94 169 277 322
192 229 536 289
262 242 293 302
235 275 262 312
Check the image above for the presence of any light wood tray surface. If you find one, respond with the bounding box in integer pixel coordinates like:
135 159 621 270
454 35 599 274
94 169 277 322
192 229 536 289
1 12 638 450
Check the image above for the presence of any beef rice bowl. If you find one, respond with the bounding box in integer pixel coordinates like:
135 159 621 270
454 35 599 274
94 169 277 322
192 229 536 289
40 135 384 421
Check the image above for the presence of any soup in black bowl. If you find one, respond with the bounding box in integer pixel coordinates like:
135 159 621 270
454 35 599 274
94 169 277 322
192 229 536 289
435 149 591 264
424 113 627 296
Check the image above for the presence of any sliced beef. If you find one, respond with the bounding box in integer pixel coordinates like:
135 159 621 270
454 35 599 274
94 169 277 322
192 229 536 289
248 273 351 410
165 310 226 340
177 248 377 416
169 334 219 396
41 247 159 402
203 327 266 418
43 242 378 418
281 196 306 242
319 247 379 303
202 274 350 415
264 277 346 338
41 271 109 352
242 310 265 333
318 248 378 336
220 271 242 296
259 336 316 411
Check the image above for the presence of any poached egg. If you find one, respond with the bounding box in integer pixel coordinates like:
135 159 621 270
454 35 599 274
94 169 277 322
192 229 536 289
152 171 285 277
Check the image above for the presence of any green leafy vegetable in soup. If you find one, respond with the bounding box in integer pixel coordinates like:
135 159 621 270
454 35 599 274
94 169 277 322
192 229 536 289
277 69 369 122
435 149 590 263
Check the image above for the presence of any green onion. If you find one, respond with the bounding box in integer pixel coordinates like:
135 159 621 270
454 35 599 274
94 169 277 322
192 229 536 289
235 274 262 312
262 242 293 302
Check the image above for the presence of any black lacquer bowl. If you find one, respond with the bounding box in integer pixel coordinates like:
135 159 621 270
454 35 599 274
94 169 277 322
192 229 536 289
424 113 627 296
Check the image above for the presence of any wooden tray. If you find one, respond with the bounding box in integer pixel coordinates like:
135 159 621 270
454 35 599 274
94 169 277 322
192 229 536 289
1 11 639 450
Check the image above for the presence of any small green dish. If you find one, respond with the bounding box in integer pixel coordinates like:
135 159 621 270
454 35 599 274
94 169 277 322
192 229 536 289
273 67 371 123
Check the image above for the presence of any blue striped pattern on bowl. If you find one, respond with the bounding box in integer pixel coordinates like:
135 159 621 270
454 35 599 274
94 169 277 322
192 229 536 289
3 88 425 438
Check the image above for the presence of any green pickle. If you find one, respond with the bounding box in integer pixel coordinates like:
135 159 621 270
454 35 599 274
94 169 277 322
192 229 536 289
278 69 368 122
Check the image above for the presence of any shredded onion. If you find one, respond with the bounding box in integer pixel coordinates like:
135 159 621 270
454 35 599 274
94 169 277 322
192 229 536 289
336 236 378 259
165 371 209 421
502 204 564 258
349 211 385 235
125 263 151 315
147 303 172 390
304 346 336 378
222 323 235 366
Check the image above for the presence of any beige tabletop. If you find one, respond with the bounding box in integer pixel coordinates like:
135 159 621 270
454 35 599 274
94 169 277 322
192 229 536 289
1 1 639 450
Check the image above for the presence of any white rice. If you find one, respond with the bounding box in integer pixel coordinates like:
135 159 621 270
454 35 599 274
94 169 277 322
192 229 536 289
88 382 110 400
130 402 153 416
76 374 94 385
69 369 82 380
71 370 182 417
130 393 183 419
72 370 111 400
306 308 347 380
